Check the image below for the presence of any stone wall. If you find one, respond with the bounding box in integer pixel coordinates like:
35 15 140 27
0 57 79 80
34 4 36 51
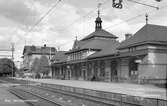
104 60 111 82
138 52 167 86
119 58 130 82
139 52 167 79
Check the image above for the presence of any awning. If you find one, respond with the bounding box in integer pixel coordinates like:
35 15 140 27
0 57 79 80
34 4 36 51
117 49 148 58
66 59 87 64
88 49 148 61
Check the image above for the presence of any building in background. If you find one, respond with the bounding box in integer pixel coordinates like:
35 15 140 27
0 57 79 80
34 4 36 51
22 44 56 75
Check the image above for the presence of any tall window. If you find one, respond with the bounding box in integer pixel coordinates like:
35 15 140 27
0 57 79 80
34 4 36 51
129 58 138 77
100 60 105 77
87 62 92 78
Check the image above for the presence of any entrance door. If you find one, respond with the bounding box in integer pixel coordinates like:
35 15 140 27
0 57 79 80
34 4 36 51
129 58 138 81
66 65 71 80
82 62 87 80
67 70 71 79
110 61 117 82
82 69 86 80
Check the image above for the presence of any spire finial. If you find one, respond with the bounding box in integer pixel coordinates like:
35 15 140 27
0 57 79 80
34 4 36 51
145 13 148 24
97 3 102 17
75 36 77 40
98 10 100 17
95 3 102 31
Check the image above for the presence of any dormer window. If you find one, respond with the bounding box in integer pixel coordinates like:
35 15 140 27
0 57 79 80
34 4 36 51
51 48 56 52
31 46 36 51
129 47 136 52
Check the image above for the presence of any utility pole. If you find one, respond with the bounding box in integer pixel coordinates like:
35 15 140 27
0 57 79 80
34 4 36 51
49 47 52 78
11 43 15 78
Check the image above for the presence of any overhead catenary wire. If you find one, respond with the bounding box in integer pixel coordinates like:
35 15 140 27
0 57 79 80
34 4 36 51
104 14 143 30
104 2 167 30
57 0 111 47
44 1 101 48
25 0 62 36
42 0 111 48
32 0 61 28
62 1 167 48
25 0 166 49
127 0 159 10
124 0 140 13
58 0 111 32
58 0 166 48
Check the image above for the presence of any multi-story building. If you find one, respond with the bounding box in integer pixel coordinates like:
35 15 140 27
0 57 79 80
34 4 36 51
51 12 167 87
22 44 56 72
51 11 120 81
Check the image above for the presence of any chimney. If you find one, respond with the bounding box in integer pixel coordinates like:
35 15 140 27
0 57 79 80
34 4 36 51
125 33 132 40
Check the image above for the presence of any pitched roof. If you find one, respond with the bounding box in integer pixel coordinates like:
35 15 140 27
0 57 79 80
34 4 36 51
81 39 118 50
52 51 67 63
81 29 118 41
23 45 56 55
88 40 120 59
67 38 120 58
118 24 167 49
66 15 119 56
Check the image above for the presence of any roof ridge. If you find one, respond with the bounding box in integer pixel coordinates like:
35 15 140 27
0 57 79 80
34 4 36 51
81 29 118 41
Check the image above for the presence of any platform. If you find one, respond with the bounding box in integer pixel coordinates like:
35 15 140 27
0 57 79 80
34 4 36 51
16 78 167 100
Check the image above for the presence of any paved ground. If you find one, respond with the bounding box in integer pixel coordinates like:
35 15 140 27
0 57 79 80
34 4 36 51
18 78 167 100
0 84 28 106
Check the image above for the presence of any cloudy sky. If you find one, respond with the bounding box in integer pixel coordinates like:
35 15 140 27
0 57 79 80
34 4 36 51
0 0 167 62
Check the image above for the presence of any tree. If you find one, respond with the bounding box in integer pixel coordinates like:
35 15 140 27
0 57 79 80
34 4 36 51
39 55 50 76
31 58 40 73
0 58 17 77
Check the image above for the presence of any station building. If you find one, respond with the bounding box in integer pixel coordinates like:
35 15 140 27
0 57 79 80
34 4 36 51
51 13 167 86
117 24 167 85
51 12 120 81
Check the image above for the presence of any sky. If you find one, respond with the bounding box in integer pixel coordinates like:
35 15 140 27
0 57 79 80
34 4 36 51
0 0 167 62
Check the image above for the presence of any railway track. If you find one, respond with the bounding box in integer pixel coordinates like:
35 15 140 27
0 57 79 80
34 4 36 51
1 78 72 106
1 78 129 106
2 78 167 106
12 85 104 106
8 88 37 106
27 84 119 106
9 86 72 106
13 84 146 106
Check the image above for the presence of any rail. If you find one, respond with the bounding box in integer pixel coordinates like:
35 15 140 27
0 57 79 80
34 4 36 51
8 87 65 106
38 83 167 106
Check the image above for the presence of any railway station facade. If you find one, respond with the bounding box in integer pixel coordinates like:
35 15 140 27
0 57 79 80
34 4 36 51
51 14 167 86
